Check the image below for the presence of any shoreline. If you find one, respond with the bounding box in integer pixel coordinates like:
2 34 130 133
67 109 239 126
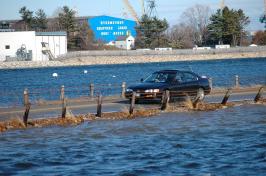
1 51 266 70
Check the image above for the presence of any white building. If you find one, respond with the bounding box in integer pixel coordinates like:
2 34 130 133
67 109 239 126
0 31 67 61
115 36 135 50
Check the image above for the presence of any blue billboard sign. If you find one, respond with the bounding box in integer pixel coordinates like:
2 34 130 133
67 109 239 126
88 15 137 43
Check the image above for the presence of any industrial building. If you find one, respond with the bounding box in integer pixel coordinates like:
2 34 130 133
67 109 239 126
0 31 67 61
0 14 137 56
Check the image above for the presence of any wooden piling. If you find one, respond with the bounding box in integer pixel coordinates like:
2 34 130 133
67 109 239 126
23 103 31 127
161 90 170 110
60 85 65 100
221 89 232 105
121 82 126 98
96 94 103 117
23 88 30 127
61 98 67 118
254 87 264 103
209 78 213 90
193 97 201 109
235 75 239 88
23 88 29 106
90 84 94 98
129 92 136 115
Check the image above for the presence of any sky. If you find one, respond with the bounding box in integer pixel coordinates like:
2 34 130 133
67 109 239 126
0 0 265 31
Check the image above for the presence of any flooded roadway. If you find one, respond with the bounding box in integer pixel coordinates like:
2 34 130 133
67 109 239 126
0 104 265 175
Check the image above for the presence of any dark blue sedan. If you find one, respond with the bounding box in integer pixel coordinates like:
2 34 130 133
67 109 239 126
125 70 211 101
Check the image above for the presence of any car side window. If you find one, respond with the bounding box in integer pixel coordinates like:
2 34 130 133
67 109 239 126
175 73 183 83
182 72 198 82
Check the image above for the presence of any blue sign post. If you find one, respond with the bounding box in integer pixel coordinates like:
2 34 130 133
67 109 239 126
88 15 137 43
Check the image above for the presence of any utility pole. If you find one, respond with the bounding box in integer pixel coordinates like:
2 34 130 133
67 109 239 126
139 0 145 16
264 0 266 15
220 0 225 10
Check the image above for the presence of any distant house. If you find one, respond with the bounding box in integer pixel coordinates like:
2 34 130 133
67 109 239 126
0 31 67 61
115 35 135 50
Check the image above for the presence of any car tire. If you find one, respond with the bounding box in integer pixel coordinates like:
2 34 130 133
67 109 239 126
196 88 205 101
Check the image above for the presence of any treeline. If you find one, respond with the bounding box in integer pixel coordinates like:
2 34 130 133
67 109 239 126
16 5 266 50
136 4 266 49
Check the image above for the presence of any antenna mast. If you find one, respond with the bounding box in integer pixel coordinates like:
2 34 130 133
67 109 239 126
147 0 157 17
139 0 145 16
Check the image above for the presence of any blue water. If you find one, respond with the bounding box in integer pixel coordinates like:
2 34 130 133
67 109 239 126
0 104 265 175
0 58 266 106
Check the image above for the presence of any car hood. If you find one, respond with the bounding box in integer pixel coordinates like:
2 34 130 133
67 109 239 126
127 82 168 91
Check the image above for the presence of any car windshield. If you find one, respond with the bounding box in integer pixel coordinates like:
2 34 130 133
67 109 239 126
143 72 176 83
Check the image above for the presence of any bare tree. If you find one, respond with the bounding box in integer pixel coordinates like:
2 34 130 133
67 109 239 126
181 4 211 46
168 23 194 49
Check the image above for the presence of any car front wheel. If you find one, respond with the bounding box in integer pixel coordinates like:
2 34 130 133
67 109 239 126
197 88 205 101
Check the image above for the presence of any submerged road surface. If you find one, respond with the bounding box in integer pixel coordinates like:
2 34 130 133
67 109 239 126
0 87 265 121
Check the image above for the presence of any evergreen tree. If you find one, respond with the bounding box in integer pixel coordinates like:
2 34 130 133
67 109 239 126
58 6 76 37
135 14 169 48
207 9 224 45
33 9 48 30
207 7 249 46
19 6 34 30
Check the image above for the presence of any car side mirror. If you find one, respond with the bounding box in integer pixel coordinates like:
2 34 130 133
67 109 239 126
140 78 144 82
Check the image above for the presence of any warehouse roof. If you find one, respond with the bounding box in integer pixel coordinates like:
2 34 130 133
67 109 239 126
36 31 67 36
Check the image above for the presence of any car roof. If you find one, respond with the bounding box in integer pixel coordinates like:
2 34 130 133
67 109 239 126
156 70 189 73
155 70 200 77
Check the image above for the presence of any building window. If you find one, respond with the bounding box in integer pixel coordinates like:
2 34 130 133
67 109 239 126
5 45 10 49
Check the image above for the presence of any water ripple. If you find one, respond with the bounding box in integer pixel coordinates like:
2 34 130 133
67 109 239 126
0 105 265 175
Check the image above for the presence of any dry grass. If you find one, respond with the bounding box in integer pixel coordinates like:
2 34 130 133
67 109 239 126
0 117 26 132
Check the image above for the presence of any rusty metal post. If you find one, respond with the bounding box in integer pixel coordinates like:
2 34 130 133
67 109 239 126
90 83 94 98
221 89 232 105
209 78 213 90
61 98 67 118
129 92 136 115
254 87 264 103
235 75 239 88
161 90 170 110
60 85 65 100
121 82 126 98
96 94 103 117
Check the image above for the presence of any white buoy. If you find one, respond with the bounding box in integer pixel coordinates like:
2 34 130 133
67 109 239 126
84 70 88 74
52 73 58 77
112 75 116 78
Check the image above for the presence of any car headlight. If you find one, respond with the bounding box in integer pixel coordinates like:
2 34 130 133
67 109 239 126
126 88 133 92
145 89 160 93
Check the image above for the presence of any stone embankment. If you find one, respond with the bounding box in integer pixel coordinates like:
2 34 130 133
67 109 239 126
0 48 266 69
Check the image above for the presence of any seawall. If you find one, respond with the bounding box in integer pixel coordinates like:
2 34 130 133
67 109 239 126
1 47 266 69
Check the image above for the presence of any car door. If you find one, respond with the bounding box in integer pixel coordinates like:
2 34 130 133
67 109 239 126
170 72 186 97
179 72 200 96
